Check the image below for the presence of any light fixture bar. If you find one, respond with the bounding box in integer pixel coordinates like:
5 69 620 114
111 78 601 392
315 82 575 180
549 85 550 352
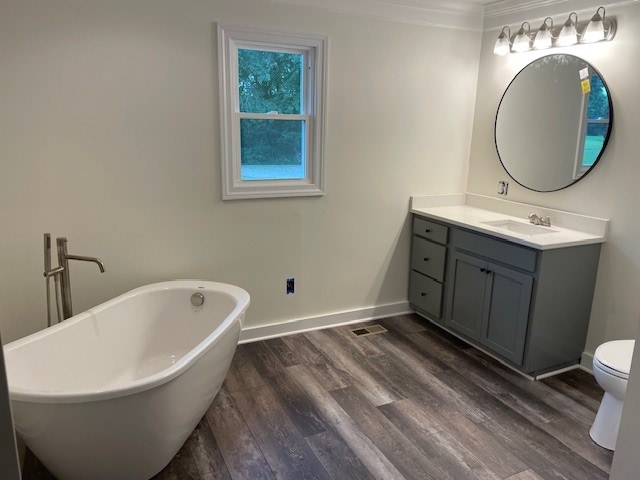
493 6 616 55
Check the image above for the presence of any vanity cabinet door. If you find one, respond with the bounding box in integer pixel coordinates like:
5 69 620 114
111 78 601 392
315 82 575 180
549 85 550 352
445 252 488 341
446 250 534 365
481 264 533 365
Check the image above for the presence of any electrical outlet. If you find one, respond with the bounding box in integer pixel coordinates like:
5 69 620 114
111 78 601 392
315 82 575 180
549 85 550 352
286 277 295 295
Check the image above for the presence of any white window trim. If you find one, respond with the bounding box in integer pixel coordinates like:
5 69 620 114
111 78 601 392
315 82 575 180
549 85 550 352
217 24 328 200
572 85 610 180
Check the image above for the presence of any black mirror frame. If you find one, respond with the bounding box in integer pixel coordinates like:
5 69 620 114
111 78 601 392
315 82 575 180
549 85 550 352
494 54 614 192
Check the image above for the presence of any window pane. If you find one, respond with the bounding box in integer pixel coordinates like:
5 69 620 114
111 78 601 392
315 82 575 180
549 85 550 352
240 119 306 180
587 74 610 120
238 49 303 114
582 123 607 167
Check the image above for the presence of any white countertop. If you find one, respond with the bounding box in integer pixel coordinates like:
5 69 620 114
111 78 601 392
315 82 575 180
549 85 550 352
411 204 606 250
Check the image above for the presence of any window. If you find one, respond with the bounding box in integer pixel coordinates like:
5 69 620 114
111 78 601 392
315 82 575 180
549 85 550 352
218 25 327 199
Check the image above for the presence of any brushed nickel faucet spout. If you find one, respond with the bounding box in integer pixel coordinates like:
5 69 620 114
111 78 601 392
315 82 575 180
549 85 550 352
65 254 106 273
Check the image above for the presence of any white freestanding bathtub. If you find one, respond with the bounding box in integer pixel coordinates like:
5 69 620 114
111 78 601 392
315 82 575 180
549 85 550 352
4 280 249 480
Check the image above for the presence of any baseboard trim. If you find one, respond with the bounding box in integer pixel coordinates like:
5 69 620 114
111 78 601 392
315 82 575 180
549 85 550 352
239 301 412 344
581 351 595 374
535 364 581 380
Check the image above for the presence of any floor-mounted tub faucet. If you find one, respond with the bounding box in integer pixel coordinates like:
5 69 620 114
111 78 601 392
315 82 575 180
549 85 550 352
43 234 106 325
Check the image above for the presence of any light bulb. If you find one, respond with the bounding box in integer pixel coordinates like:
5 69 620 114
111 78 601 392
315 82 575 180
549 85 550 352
493 27 511 56
512 22 532 53
534 17 554 50
557 12 578 46
582 7 606 43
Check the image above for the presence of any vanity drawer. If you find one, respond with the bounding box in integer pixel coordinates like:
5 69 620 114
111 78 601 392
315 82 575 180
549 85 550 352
413 217 448 245
410 271 443 319
411 236 446 282
454 229 537 272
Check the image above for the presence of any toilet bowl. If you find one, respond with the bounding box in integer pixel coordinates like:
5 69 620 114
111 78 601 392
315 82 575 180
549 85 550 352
590 339 635 450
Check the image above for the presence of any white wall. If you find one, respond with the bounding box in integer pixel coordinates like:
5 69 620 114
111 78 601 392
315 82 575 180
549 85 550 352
468 3 640 358
0 0 481 342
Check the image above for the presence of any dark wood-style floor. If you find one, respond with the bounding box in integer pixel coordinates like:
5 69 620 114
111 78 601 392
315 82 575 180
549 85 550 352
22 314 612 480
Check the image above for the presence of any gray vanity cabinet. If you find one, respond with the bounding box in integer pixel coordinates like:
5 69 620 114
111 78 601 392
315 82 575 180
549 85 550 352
409 214 602 377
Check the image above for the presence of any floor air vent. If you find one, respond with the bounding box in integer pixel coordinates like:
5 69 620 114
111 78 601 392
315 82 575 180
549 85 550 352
349 325 388 337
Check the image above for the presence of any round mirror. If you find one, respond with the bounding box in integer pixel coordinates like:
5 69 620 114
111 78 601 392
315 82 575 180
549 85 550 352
495 54 613 192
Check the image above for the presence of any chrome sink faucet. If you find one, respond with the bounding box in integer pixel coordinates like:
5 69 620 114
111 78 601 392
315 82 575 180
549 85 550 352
528 213 552 227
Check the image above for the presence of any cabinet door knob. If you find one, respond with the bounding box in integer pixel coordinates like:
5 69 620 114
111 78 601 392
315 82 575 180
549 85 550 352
425 229 431 233
420 292 427 297
480 268 486 272
423 257 430 262
486 270 493 274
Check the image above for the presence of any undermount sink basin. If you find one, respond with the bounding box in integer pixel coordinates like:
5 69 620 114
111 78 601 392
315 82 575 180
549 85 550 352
481 219 558 236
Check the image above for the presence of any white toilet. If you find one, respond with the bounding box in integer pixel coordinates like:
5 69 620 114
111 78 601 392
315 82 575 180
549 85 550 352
590 339 635 450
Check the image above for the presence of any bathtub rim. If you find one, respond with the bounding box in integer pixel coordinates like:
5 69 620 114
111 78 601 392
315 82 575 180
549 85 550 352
4 280 249 404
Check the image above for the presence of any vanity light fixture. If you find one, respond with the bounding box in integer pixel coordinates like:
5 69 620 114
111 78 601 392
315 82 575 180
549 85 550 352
533 17 554 50
493 26 511 56
511 22 532 53
493 6 616 55
557 12 579 47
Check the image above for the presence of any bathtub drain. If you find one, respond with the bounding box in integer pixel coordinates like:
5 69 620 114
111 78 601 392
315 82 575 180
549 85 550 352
190 292 205 307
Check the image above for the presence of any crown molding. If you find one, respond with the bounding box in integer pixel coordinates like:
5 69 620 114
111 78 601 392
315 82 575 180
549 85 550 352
255 0 486 31
485 0 568 18
254 0 639 31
